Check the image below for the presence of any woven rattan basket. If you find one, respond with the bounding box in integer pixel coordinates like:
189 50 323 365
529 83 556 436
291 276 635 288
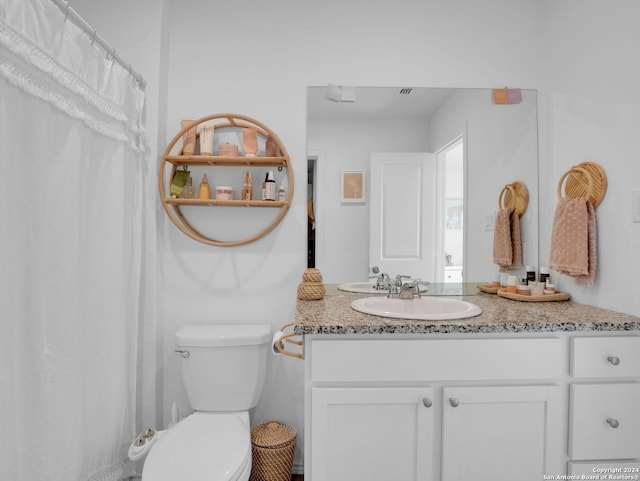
250 422 297 481
297 268 325 300
297 281 325 300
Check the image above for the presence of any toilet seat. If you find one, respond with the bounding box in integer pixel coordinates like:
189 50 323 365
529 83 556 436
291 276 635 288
142 412 251 481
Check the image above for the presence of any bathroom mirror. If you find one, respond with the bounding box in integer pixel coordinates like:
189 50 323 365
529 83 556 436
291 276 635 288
307 86 539 284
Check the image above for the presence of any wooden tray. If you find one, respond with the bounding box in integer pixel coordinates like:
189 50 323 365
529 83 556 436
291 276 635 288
476 283 500 294
497 288 570 302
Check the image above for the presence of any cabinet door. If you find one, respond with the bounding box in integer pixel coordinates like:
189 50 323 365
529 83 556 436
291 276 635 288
441 385 561 481
311 387 434 481
570 382 640 460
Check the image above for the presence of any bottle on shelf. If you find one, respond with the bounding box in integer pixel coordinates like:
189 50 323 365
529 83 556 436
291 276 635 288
265 134 280 157
277 182 286 201
181 176 195 199
262 171 276 201
199 173 210 200
242 171 253 200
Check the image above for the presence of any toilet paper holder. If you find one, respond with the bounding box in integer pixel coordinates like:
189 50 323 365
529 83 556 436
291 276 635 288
274 322 304 360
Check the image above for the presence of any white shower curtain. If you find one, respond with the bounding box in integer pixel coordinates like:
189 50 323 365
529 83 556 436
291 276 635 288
0 1 146 480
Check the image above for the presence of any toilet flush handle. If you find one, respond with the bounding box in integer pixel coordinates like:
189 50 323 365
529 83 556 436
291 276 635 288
174 350 190 358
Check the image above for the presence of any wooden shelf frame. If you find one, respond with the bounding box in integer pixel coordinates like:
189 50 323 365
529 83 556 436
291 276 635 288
158 113 294 246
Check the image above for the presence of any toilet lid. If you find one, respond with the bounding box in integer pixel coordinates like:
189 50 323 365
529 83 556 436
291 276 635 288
143 412 251 481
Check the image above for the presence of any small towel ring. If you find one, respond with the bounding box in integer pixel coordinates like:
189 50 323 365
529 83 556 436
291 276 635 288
556 161 607 207
498 181 529 216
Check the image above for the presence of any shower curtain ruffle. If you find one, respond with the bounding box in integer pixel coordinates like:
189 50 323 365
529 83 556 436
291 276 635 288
0 1 147 481
0 1 147 153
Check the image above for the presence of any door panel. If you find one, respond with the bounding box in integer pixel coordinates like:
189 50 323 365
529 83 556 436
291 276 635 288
370 152 437 280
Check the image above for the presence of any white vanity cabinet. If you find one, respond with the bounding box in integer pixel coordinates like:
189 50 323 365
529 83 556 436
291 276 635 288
568 336 640 472
440 384 561 481
305 336 565 481
311 387 434 481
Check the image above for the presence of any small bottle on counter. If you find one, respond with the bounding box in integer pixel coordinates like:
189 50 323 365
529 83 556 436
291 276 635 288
198 173 210 200
539 267 551 285
525 265 536 284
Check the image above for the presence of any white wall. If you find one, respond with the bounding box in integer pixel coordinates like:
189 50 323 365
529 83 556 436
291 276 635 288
537 0 640 314
70 0 640 473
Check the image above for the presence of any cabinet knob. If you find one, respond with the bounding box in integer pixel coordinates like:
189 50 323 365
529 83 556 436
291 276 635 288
422 398 433 408
449 397 460 408
607 356 620 366
606 418 620 429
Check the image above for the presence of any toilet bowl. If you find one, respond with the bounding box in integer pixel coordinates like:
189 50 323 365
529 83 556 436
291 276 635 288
142 412 252 481
141 324 272 481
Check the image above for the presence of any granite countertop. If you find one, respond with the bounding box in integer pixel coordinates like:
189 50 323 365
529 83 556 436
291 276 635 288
294 284 640 335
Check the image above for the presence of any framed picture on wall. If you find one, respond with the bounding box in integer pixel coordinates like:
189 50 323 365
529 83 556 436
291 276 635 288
340 170 366 203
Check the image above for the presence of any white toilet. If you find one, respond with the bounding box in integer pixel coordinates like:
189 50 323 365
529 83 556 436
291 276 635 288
142 324 272 481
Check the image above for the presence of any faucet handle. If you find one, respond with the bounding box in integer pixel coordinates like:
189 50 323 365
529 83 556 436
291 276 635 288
411 280 431 296
395 274 411 285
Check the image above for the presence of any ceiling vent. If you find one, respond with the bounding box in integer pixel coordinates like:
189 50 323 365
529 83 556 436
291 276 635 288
397 88 413 95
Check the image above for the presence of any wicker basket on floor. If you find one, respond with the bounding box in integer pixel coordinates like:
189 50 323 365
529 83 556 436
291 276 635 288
250 421 297 481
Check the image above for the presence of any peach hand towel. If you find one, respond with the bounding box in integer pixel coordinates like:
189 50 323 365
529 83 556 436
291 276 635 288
550 198 596 285
493 207 522 272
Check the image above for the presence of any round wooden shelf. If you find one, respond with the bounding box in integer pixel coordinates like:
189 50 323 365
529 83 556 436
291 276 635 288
159 113 293 246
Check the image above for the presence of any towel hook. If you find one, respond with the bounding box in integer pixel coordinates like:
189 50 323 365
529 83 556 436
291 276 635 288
556 162 607 207
498 181 528 217
498 184 516 210
557 166 594 203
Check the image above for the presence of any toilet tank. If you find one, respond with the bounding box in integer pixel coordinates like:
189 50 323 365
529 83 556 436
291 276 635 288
175 324 272 412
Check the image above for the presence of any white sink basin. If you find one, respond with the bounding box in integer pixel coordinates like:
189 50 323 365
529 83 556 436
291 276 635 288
351 296 482 320
338 282 429 295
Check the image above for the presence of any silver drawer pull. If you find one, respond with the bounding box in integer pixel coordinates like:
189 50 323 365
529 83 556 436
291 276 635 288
422 398 433 408
607 356 620 366
449 397 460 408
174 350 190 358
606 418 620 428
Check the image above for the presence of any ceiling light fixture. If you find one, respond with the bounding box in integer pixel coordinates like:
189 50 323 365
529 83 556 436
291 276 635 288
325 84 356 103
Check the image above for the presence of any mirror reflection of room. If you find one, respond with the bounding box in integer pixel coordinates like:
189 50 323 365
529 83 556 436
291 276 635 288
307 87 539 284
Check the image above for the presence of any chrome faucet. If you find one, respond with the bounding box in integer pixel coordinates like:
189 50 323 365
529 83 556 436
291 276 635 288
387 275 411 297
398 283 416 299
390 278 431 299
369 266 391 291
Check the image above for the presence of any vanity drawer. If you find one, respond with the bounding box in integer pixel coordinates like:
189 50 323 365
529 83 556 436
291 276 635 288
572 336 640 378
310 337 563 382
569 382 640 460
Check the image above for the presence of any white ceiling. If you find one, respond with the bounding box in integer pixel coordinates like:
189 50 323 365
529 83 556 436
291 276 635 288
307 86 455 121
